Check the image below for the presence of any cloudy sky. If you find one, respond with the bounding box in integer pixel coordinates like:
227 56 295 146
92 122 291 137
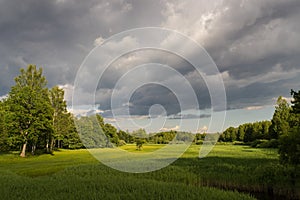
1 0 300 132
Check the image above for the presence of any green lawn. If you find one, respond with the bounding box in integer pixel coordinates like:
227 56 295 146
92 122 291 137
0 145 299 199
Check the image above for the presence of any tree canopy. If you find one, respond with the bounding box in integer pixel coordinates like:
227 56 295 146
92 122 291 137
278 90 300 166
6 65 54 157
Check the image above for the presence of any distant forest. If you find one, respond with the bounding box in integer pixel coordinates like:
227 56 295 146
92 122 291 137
0 65 299 166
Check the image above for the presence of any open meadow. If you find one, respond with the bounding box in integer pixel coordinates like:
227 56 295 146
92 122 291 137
0 144 299 200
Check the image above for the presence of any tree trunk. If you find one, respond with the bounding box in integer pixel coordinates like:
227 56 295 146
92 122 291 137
31 144 36 155
50 138 55 153
46 141 49 153
20 141 27 157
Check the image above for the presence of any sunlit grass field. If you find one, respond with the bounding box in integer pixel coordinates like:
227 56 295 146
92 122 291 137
0 145 299 199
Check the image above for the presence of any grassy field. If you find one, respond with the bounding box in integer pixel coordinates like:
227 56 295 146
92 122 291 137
0 144 299 200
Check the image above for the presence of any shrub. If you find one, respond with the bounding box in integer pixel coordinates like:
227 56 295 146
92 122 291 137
233 141 245 145
195 140 203 145
118 140 126 146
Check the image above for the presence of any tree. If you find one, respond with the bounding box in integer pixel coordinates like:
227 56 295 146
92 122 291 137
75 116 107 148
96 114 119 146
269 96 290 139
279 126 300 166
279 90 300 166
237 124 245 141
290 90 300 127
291 90 300 113
6 65 53 157
136 138 145 150
0 101 8 151
62 114 83 149
49 86 69 151
244 123 254 142
117 130 134 143
261 121 272 139
224 127 237 142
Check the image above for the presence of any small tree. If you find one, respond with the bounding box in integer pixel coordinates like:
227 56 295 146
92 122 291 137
269 96 290 139
136 138 145 150
49 86 70 151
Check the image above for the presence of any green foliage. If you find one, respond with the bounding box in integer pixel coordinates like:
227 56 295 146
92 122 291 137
0 101 10 151
131 128 147 138
220 127 236 142
75 116 108 148
117 130 134 143
6 65 54 156
61 115 83 149
278 90 300 166
49 86 83 150
135 138 146 150
194 133 205 145
118 139 127 146
269 96 291 139
279 125 300 166
219 121 271 143
149 131 176 144
289 90 300 128
96 114 119 145
291 90 300 115
0 66 83 154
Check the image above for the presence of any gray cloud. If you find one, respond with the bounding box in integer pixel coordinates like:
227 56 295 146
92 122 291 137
0 0 299 117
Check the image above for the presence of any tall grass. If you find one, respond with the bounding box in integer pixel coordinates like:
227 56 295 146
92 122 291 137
0 145 299 199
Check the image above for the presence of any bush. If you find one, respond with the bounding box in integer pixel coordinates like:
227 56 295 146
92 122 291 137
195 140 203 145
118 140 126 146
259 139 278 148
250 139 268 148
250 139 278 148
233 141 245 145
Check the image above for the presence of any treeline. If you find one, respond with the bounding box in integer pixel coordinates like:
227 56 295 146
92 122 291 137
219 95 299 146
219 92 300 165
218 121 276 147
75 115 194 149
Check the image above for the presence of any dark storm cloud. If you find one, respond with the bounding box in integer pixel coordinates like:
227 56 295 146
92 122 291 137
0 0 164 96
129 84 181 116
0 0 299 115
95 49 211 114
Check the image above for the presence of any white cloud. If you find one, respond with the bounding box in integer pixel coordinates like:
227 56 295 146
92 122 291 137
198 125 208 133
244 106 264 110
160 125 180 132
94 36 105 46
272 96 294 104
161 0 300 71
0 94 8 101
58 84 74 104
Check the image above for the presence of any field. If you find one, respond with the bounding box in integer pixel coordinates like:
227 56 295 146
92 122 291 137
0 144 299 200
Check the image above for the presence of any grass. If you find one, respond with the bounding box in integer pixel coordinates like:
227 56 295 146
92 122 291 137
120 144 166 152
0 144 299 199
0 149 97 176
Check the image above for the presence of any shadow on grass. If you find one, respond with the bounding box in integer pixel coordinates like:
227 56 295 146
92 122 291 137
170 156 299 200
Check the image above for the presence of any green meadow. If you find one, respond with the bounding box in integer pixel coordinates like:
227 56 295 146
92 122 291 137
1 144 299 200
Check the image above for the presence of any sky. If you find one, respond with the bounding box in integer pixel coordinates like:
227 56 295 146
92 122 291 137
0 0 300 132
